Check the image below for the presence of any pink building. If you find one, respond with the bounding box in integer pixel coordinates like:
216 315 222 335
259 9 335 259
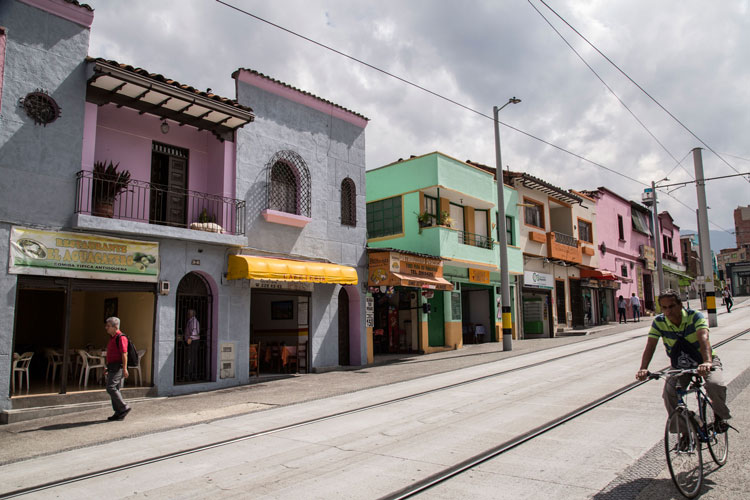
581 188 657 318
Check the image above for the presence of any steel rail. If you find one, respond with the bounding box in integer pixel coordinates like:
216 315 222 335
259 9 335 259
379 327 750 500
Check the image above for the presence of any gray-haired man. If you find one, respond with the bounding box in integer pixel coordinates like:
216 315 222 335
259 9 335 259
104 317 131 421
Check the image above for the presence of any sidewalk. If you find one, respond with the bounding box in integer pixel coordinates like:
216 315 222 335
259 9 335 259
1 298 746 466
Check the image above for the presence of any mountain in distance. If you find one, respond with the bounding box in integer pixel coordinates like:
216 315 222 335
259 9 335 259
681 229 737 253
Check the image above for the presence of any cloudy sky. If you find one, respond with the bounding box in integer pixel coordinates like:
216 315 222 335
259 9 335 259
86 0 749 249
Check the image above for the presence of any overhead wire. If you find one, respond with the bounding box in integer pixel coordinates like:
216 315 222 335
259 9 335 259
536 0 749 184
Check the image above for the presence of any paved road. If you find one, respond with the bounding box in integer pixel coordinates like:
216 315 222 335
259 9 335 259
0 302 746 499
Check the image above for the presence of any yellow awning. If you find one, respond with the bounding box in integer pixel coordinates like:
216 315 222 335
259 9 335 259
227 255 358 285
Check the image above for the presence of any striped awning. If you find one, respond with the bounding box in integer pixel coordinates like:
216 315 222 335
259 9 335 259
227 255 358 285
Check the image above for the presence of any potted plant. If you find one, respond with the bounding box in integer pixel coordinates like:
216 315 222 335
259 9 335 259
92 160 130 217
439 210 454 228
417 211 435 228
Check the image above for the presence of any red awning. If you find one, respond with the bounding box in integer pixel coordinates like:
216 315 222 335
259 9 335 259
580 269 618 281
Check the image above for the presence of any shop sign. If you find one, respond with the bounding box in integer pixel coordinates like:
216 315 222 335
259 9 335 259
368 251 445 286
523 271 554 290
643 245 656 270
469 268 490 284
250 280 314 292
365 296 374 328
9 227 159 282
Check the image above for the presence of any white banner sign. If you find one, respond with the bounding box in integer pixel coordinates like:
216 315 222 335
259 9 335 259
523 271 554 290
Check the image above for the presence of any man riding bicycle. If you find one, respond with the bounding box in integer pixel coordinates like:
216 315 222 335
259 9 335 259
636 289 731 430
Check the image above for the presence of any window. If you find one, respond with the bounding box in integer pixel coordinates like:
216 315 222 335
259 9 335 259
617 215 625 240
266 150 311 217
621 265 628 277
524 199 544 228
505 215 514 245
423 195 438 225
367 196 402 238
340 178 356 226
578 219 593 243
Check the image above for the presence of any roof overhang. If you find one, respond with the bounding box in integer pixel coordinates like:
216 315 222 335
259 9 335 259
86 60 254 142
514 174 582 205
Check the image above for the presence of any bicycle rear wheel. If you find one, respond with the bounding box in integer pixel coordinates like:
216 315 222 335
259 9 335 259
665 409 703 498
703 399 729 466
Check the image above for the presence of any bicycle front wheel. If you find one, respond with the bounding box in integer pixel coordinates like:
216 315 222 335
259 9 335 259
703 399 729 466
665 409 703 498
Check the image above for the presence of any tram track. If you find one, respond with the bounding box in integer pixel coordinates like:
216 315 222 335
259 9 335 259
1 328 747 499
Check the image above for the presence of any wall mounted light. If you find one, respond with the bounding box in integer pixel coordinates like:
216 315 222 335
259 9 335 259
161 120 170 134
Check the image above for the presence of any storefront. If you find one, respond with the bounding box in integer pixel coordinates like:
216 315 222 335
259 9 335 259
8 227 158 398
521 271 554 338
366 250 453 356
579 269 620 325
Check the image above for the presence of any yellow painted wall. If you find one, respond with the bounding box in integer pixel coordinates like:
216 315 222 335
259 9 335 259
445 322 462 349
367 326 374 364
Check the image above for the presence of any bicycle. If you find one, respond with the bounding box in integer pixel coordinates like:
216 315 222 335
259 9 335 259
647 368 729 498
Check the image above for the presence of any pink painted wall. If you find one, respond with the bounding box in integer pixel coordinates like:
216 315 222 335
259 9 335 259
85 104 234 226
658 212 682 264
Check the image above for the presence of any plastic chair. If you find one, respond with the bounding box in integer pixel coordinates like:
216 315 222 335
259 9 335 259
249 343 260 377
129 349 147 386
77 349 106 389
12 352 34 393
285 345 298 373
296 339 308 374
45 348 64 383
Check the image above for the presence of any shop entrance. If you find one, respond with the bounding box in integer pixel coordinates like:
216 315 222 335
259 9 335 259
522 289 553 338
427 292 445 347
338 288 350 366
11 277 155 398
461 284 492 344
372 288 417 354
250 289 310 374
569 279 585 328
174 273 212 384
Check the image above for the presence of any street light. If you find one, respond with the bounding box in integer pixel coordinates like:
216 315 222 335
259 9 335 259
493 97 521 351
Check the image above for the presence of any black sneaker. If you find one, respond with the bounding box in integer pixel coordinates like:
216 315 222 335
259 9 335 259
115 407 131 421
107 413 120 421
678 434 691 452
715 418 729 433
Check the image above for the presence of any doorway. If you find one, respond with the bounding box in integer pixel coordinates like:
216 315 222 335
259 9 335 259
427 293 445 347
338 287 350 366
569 279 584 328
174 272 212 384
150 142 188 227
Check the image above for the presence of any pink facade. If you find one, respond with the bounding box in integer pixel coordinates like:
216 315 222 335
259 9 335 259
81 103 237 229
588 188 656 316
658 212 682 264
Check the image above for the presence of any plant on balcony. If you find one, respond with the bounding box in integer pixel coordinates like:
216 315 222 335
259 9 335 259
92 160 130 217
438 211 454 228
417 211 435 228
190 207 225 234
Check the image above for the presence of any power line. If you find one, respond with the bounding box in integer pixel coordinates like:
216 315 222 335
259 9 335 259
536 0 750 184
214 0 646 187
664 150 695 181
525 0 685 174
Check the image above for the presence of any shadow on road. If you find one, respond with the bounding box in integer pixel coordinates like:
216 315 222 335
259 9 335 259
19 420 107 432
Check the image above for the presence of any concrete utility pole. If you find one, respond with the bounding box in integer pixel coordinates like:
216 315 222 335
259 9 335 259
697 209 706 309
650 181 665 292
693 148 717 327
493 97 520 352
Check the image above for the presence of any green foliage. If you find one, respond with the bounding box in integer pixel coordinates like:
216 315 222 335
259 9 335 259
93 160 130 201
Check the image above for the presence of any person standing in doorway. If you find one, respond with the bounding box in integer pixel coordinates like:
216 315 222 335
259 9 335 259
723 286 733 313
104 317 131 421
631 293 641 322
185 309 200 380
618 295 627 323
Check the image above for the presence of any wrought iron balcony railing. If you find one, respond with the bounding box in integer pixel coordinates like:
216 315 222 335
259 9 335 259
458 230 493 249
75 170 246 236
552 231 578 248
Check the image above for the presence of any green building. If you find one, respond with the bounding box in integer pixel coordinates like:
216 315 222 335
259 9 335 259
365 152 522 359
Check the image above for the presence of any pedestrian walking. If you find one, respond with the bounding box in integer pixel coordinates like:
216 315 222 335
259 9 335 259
185 309 200 380
618 295 627 323
630 293 641 322
104 317 131 421
723 286 733 313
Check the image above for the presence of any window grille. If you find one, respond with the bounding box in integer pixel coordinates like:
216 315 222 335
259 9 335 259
265 150 311 217
341 178 356 226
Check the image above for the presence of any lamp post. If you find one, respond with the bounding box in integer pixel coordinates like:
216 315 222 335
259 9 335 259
494 97 521 351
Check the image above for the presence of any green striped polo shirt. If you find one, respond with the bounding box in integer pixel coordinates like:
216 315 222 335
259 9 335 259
648 308 713 366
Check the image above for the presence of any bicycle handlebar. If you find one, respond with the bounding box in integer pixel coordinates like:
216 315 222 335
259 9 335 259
646 367 715 380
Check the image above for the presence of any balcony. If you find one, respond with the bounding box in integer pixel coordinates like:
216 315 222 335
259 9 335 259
74 170 246 240
547 231 581 264
457 230 493 250
662 252 679 262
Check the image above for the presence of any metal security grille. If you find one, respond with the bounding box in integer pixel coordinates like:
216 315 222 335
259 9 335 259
266 150 311 217
174 273 212 384
341 178 356 226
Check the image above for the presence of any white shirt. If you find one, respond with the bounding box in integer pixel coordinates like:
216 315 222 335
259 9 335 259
630 296 641 307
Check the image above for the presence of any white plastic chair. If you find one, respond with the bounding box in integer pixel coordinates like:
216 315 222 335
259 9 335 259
45 348 64 383
12 352 34 393
129 349 147 386
77 349 106 389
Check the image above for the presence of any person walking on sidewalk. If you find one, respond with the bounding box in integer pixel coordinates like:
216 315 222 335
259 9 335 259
618 295 627 323
631 293 641 322
722 286 733 313
635 289 731 430
104 317 131 421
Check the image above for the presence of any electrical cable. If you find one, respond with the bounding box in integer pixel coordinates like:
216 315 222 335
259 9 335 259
536 0 749 183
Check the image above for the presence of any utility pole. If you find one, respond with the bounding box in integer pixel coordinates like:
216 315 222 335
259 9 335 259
650 181 665 292
693 148 717 327
493 97 520 351
696 209 706 309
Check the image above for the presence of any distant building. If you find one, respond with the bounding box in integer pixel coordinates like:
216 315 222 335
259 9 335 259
734 205 750 250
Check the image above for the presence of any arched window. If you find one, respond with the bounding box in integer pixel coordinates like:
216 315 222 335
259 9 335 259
266 150 311 217
341 177 356 226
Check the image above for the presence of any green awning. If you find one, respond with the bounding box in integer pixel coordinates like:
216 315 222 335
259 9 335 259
663 266 694 282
